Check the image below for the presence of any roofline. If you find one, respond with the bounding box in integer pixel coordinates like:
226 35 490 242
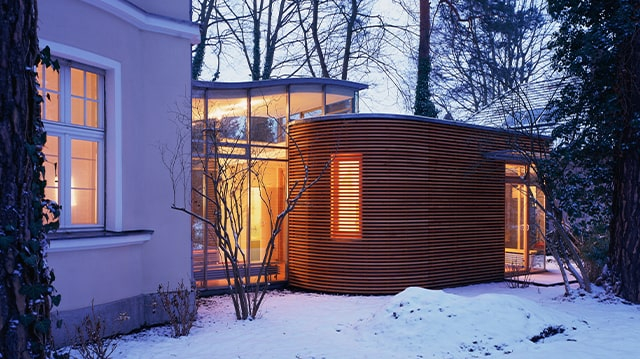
291 113 552 140
483 150 545 164
192 78 369 91
81 0 199 43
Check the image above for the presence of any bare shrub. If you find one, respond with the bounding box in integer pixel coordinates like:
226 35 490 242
162 103 327 320
505 262 532 289
157 279 198 337
72 301 118 359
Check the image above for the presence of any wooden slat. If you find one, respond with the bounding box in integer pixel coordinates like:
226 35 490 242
287 116 543 294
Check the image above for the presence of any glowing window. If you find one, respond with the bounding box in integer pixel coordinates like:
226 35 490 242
331 154 362 239
39 61 104 228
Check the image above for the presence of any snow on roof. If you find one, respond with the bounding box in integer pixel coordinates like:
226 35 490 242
466 78 566 135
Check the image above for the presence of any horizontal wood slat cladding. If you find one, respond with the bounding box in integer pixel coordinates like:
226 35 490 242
288 115 541 294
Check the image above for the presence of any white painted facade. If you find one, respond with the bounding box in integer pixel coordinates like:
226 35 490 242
38 0 198 345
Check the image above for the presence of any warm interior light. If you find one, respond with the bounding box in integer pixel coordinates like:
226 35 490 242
331 154 362 238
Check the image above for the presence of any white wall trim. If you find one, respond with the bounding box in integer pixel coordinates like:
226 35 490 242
39 39 124 231
48 232 152 252
80 0 199 43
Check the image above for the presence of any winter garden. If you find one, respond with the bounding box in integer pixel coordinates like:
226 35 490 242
1 1 639 359
61 259 640 359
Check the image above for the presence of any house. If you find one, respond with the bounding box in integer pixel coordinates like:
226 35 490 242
192 79 549 295
39 0 548 345
38 0 198 346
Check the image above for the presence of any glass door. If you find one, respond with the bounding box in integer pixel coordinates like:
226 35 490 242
505 165 546 273
505 183 529 269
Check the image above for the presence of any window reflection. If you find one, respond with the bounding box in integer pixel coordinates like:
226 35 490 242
250 87 286 145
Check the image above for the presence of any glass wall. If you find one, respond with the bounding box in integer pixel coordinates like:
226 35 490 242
326 85 357 114
191 79 364 290
250 86 287 146
290 84 323 120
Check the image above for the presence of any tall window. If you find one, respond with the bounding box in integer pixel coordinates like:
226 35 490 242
39 61 104 228
331 154 362 239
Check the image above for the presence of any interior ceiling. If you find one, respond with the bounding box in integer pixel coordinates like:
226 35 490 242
202 91 351 119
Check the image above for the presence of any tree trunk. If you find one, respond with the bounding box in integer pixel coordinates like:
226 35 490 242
192 25 208 80
251 0 261 80
610 149 640 303
414 0 438 117
310 0 329 78
192 0 216 80
609 17 640 304
340 0 358 80
262 0 287 80
1 0 55 357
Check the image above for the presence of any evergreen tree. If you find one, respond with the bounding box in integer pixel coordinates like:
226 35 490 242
547 0 640 303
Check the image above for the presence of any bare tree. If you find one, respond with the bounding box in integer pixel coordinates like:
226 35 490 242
193 0 393 83
207 0 302 80
296 0 386 80
162 103 327 320
192 0 227 80
392 0 476 115
431 0 555 119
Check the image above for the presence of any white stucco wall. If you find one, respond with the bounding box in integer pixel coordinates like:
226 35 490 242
38 0 197 319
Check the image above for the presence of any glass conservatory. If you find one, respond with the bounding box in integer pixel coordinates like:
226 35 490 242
191 78 368 291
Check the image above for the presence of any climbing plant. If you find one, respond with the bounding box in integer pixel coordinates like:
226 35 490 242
0 0 62 355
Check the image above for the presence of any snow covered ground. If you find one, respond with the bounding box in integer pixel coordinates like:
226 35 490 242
72 268 639 359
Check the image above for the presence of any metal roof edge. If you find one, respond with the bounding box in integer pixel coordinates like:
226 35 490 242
192 78 369 91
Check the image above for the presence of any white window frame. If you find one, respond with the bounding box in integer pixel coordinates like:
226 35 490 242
40 39 123 232
42 61 105 229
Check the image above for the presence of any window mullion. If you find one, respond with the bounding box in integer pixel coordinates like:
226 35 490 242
61 134 72 226
61 67 71 226
62 65 71 125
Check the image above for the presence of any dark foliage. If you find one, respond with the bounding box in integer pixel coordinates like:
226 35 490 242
414 55 439 117
1 1 62 357
547 0 640 303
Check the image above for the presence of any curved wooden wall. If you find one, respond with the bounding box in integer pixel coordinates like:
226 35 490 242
288 115 530 294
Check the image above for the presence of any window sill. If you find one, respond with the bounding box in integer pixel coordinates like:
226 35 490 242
48 230 153 253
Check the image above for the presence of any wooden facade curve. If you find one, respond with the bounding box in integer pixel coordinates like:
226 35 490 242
288 114 544 294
